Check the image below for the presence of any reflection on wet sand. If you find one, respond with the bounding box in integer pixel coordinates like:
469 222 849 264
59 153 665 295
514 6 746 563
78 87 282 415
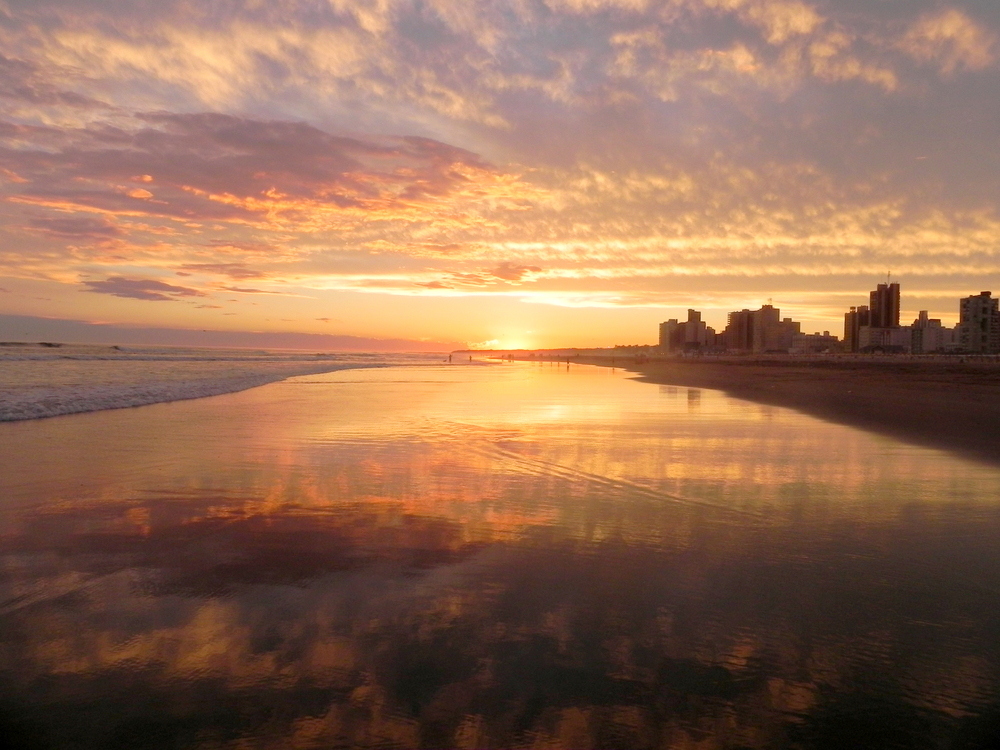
2 363 1000 748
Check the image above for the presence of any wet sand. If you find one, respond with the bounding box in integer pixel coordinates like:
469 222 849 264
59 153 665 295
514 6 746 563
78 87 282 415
6 363 1000 747
573 356 1000 466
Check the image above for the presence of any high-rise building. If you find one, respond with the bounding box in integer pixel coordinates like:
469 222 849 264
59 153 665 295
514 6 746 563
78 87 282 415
958 292 1000 354
659 309 714 352
844 305 871 353
658 319 679 350
724 309 754 351
722 304 799 353
869 283 900 328
843 282 906 353
684 309 704 347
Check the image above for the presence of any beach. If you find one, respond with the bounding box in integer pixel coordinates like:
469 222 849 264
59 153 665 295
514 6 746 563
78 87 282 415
570 355 1000 466
3 360 1000 747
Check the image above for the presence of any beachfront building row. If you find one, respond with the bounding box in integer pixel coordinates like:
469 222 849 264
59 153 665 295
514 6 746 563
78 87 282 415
656 286 1000 356
659 304 836 354
659 310 716 352
723 305 801 353
843 286 1000 355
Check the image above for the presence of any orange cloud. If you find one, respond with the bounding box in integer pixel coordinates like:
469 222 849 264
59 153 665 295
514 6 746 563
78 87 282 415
900 9 996 75
0 0 997 341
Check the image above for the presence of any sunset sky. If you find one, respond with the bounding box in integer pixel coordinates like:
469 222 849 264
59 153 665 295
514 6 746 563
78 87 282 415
1 0 998 349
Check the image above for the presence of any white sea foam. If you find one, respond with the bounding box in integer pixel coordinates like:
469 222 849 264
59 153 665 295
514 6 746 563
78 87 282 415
0 344 450 421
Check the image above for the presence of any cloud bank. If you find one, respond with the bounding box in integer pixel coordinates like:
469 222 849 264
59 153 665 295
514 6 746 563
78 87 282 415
0 0 998 343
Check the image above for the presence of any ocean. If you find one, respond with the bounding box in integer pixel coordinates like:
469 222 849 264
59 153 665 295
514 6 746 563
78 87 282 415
0 343 446 421
1 358 999 748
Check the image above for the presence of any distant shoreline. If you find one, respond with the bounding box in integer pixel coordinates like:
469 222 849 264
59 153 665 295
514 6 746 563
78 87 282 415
520 353 1000 466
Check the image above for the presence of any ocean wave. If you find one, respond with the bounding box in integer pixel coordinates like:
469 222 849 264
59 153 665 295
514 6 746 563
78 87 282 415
0 344 443 364
0 362 381 422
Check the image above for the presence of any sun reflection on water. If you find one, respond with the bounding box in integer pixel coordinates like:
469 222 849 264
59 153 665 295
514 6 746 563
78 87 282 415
2 362 1000 748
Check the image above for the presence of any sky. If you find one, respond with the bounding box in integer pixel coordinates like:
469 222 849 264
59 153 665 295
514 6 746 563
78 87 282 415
0 0 998 349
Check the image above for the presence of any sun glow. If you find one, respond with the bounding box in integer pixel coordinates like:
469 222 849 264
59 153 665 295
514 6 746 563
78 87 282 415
0 0 997 348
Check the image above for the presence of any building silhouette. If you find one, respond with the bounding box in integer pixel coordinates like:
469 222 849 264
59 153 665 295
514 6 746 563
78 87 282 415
958 292 1000 354
846 281 907 353
659 309 715 352
653 283 1000 358
650 284 1000 358
869 283 900 328
722 304 800 353
724 309 754 352
843 305 871 353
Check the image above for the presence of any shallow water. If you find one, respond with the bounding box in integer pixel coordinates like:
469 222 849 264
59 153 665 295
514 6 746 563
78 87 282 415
2 361 1000 749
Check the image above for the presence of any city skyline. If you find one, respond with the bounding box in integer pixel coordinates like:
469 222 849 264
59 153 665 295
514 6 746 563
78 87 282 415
653 281 1000 355
1 1 999 349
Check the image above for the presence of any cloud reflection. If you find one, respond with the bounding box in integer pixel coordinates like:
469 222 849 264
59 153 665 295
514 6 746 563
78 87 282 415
2 365 1000 746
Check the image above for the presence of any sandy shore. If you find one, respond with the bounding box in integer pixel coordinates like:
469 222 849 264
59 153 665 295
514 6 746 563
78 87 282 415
567 355 1000 466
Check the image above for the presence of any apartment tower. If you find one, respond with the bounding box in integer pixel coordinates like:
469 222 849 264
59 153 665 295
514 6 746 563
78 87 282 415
869 283 900 328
